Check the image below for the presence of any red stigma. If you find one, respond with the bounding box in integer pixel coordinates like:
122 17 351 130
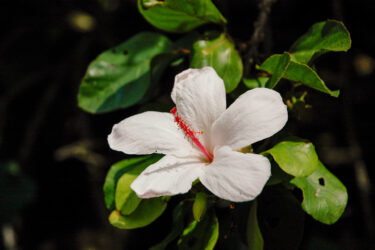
170 107 213 162
170 107 177 115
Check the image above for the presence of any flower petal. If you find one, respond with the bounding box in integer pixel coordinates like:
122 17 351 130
171 67 226 150
131 155 205 198
211 88 288 150
108 111 199 157
200 146 271 202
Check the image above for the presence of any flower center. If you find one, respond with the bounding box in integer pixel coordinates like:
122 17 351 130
170 107 213 162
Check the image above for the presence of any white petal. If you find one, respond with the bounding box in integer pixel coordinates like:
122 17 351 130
200 146 271 202
171 67 226 151
211 88 288 150
131 155 205 198
108 111 199 157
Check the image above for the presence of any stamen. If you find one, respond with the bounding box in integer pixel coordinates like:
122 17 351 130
170 107 213 162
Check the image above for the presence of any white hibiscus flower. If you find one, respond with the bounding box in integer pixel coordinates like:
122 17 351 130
108 67 288 202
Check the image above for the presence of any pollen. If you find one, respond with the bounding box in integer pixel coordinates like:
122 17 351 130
171 107 213 162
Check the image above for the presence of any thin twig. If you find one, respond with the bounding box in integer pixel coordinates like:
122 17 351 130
244 0 277 77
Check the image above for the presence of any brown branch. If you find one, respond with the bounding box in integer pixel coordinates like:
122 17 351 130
244 0 277 77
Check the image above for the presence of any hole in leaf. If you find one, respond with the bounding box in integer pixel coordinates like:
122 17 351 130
123 50 128 55
292 187 303 202
318 177 325 186
187 237 197 247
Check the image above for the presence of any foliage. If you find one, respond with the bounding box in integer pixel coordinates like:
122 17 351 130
78 0 351 248
291 161 348 224
103 155 167 229
138 0 226 33
78 32 173 113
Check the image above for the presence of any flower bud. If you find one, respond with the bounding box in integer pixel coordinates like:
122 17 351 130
193 192 207 222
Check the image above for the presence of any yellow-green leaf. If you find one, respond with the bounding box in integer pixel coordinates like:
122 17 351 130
109 197 167 229
193 192 207 222
266 141 319 177
103 154 162 211
290 161 348 224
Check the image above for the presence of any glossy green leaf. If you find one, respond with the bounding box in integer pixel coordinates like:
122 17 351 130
78 32 173 113
150 201 190 250
243 76 269 89
138 0 226 33
290 161 348 224
178 210 219 250
259 53 339 97
103 154 162 210
247 200 264 250
193 192 207 222
266 141 319 177
258 187 305 250
109 197 168 229
191 33 243 92
290 20 351 64
285 60 340 97
261 52 291 89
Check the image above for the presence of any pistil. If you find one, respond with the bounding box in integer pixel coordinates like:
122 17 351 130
170 107 213 162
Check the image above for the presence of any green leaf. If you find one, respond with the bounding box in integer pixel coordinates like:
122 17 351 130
259 53 339 97
190 32 243 92
243 76 269 89
290 161 348 224
178 209 219 250
266 141 319 177
138 0 226 33
247 200 264 250
109 197 168 229
290 20 351 64
103 154 162 210
258 187 305 250
115 172 141 215
261 52 291 89
78 32 173 113
150 201 190 250
193 192 207 222
284 60 340 97
115 155 162 215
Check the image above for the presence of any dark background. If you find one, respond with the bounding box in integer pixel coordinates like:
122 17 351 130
0 0 374 249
